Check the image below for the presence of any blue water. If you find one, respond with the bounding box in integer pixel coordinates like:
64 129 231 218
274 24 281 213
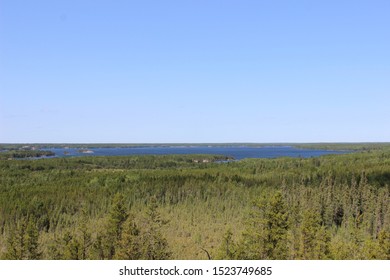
46 146 348 160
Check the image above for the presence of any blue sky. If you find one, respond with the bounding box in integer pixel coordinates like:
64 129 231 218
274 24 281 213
1 0 389 143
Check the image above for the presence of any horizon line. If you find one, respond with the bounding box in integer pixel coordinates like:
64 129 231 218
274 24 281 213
1 142 390 145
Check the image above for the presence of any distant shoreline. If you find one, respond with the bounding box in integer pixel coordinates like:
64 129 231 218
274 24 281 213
1 145 354 160
1 142 390 152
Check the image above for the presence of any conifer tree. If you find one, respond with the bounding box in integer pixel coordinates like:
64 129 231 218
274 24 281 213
78 207 92 260
141 198 171 260
49 230 78 260
299 210 330 259
378 229 390 259
241 192 289 259
114 216 141 260
216 229 237 259
103 193 128 259
264 192 289 259
107 193 128 240
24 218 41 259
5 217 41 259
4 220 25 260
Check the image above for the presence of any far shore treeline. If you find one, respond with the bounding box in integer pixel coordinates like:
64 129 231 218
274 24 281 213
0 143 389 260
2 142 390 151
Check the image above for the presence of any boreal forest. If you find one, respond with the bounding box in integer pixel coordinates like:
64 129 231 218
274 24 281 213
0 144 389 260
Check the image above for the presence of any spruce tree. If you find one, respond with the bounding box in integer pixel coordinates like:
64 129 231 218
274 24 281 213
378 230 390 259
216 229 237 259
299 210 330 259
78 207 92 260
24 218 41 259
241 192 289 259
264 192 289 259
114 216 141 260
141 198 171 260
5 217 41 259
104 193 128 259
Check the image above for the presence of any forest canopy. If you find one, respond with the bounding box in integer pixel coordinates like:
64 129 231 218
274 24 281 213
0 146 389 259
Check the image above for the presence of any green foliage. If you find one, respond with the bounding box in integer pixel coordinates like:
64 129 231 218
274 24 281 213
299 210 330 259
4 217 41 260
106 193 128 258
92 195 170 260
240 192 289 259
216 229 237 259
1 149 390 259
48 230 81 260
0 149 55 159
114 216 141 260
140 198 172 260
378 230 390 259
78 207 92 259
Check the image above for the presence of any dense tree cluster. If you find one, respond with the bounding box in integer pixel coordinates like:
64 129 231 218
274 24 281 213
0 149 389 259
0 150 55 159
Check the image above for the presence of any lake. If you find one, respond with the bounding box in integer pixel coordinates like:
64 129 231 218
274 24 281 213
46 146 349 160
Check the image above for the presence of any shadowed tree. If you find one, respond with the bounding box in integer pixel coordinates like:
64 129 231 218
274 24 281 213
114 215 141 260
240 192 289 259
103 193 128 259
140 198 171 260
91 193 128 260
216 229 237 259
5 217 41 260
299 210 330 259
378 229 390 259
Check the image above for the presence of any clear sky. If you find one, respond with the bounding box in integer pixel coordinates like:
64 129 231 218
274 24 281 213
1 0 389 143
